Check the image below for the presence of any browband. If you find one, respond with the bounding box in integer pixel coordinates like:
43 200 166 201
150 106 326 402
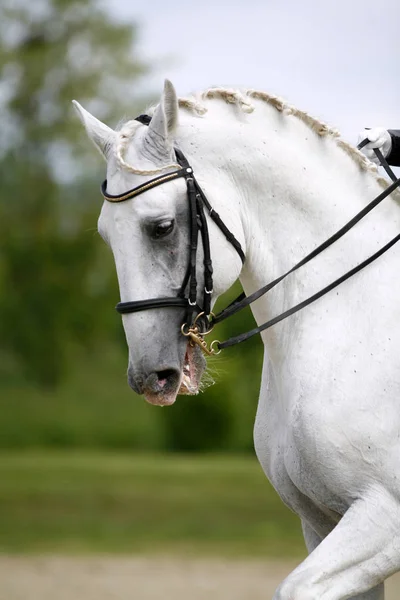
101 168 190 203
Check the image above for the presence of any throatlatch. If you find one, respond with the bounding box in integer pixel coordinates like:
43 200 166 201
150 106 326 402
101 119 400 355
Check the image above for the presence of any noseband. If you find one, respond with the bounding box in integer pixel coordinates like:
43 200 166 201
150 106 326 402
101 118 400 355
101 114 245 354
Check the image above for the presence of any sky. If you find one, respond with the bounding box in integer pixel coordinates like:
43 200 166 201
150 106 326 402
111 0 399 144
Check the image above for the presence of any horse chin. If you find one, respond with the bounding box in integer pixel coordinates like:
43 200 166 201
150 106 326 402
143 343 205 407
143 391 178 407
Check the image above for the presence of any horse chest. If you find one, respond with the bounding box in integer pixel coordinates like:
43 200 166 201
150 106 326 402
254 386 352 518
253 395 308 513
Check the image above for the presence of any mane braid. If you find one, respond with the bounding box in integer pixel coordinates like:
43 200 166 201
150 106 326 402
117 86 398 196
177 87 397 196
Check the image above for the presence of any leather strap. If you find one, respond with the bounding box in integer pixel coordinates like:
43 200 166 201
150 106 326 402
186 176 200 325
357 135 398 182
196 192 213 316
213 138 400 349
116 297 188 314
101 169 188 203
194 181 245 264
218 232 400 349
175 146 245 264
213 172 400 325
373 148 397 183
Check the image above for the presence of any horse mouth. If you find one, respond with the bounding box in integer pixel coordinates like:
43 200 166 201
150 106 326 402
143 343 205 407
179 343 203 395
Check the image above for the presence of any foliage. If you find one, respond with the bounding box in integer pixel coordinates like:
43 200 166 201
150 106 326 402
0 312 262 453
0 0 264 452
0 0 148 386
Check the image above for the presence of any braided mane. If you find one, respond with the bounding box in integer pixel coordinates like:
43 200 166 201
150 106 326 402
117 86 394 194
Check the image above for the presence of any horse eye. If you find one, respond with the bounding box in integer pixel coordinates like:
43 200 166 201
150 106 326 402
153 220 175 239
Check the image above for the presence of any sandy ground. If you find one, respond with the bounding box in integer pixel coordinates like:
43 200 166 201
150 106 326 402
0 556 399 600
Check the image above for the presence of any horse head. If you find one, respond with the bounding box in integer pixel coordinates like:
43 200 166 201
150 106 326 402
73 81 244 405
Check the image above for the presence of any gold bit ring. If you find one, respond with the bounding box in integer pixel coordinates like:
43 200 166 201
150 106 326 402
210 340 222 355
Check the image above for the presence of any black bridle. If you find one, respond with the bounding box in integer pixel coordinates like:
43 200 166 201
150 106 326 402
101 117 400 354
101 114 245 352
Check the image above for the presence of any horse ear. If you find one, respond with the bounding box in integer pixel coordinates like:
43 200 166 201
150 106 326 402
146 79 178 145
72 100 116 160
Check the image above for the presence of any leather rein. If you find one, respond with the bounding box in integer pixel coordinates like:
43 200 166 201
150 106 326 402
101 116 400 355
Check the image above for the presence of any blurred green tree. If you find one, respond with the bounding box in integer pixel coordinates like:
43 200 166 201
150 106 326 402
0 0 263 453
0 0 150 386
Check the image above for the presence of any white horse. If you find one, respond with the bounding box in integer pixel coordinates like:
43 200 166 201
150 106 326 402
74 81 400 600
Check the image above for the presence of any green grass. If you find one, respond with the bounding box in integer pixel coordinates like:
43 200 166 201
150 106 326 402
0 451 305 558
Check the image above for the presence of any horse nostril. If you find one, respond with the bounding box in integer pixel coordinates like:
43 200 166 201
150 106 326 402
143 369 180 394
156 369 177 389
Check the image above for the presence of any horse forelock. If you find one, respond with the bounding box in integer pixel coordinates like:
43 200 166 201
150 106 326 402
113 86 397 198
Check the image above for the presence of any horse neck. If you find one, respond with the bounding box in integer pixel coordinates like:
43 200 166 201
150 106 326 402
178 103 400 365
